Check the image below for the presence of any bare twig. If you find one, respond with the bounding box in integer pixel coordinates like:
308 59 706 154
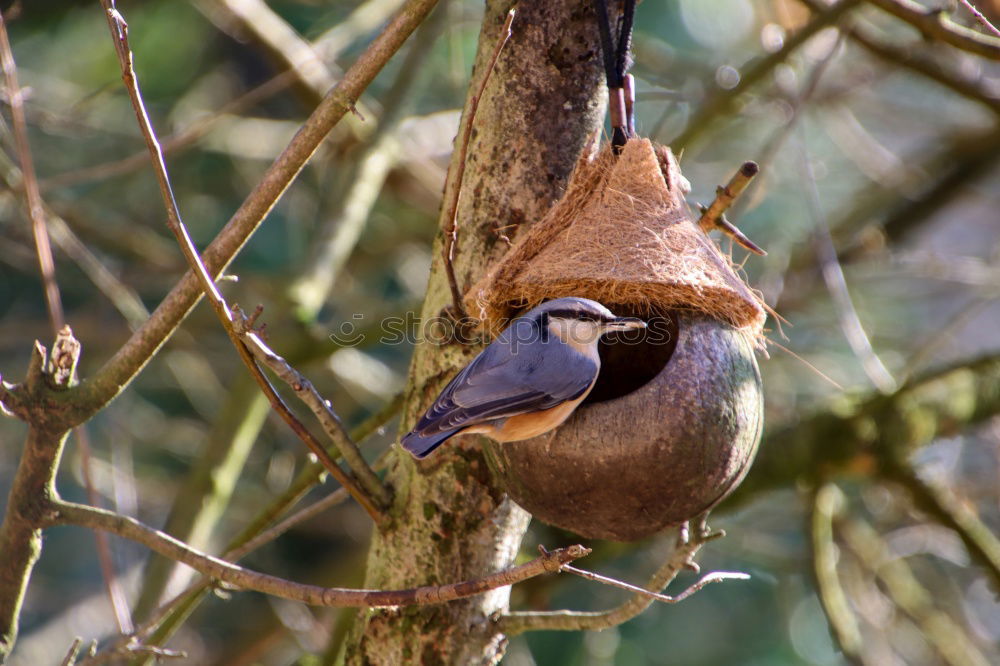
60 638 83 666
559 560 749 604
0 13 63 330
233 306 391 508
796 0 1000 115
78 641 185 666
97 0 390 520
44 498 589 608
1 13 134 645
40 70 299 192
958 0 1000 38
74 427 134 636
502 516 733 634
810 484 863 664
864 0 1000 60
798 127 897 393
85 400 401 661
77 0 439 426
0 329 82 663
441 7 515 324
697 161 766 256
672 0 862 149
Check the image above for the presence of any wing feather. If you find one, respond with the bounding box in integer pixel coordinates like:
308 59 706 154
411 319 598 436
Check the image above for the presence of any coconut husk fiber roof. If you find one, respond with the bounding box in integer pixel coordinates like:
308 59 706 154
466 137 767 337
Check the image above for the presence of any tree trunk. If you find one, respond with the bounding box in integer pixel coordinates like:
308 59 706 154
345 1 606 662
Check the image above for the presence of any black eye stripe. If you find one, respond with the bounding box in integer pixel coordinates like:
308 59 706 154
544 308 610 323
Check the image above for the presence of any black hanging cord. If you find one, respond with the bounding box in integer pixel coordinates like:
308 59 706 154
593 0 638 151
594 0 619 89
615 0 636 89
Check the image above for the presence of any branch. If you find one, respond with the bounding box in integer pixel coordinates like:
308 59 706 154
696 161 766 256
864 0 1000 60
672 0 862 149
838 515 992 666
810 484 863 664
39 70 299 192
958 0 1000 38
502 517 735 634
289 6 445 319
797 0 1000 115
560 562 748 605
441 7 515 325
0 329 81 663
43 499 590 608
93 398 400 658
232 306 391 507
725 352 1000 609
96 1 390 520
74 0 439 422
1 20 134 634
887 460 1000 590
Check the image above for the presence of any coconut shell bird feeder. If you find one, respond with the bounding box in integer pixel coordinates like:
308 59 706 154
464 133 767 540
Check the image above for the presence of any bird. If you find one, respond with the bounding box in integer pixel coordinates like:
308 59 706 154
401 297 646 458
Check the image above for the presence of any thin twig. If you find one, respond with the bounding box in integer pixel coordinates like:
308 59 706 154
40 70 299 192
44 498 590 608
83 401 400 662
672 0 862 149
74 426 134 636
77 0 439 426
1 13 135 644
60 638 83 666
796 0 1000 115
958 0 1000 38
502 516 733 634
441 8 515 324
864 0 1000 59
560 562 749 604
0 13 63 329
697 161 766 256
797 125 897 393
97 0 390 521
233 306 391 508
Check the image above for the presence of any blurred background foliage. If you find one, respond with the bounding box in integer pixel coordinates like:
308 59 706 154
1 0 999 664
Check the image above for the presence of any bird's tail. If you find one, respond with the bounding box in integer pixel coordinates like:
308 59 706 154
400 428 461 459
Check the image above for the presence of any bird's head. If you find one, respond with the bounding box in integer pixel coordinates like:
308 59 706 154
526 297 646 347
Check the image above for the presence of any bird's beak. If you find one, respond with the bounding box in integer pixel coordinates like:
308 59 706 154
606 317 646 332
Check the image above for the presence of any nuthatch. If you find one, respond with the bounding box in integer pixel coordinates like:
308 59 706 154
401 297 646 458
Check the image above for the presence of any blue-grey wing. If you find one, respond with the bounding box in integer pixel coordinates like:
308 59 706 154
411 320 598 436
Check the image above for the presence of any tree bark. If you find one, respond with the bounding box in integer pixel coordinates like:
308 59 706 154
345 1 606 662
